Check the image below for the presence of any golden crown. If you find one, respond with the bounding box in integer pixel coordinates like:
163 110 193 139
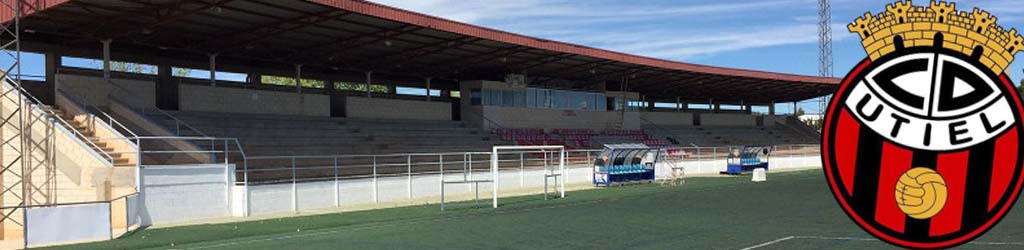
848 0 1023 74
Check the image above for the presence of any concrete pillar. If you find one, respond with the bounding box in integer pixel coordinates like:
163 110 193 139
101 39 112 80
793 102 798 115
295 64 303 94
42 52 59 105
155 63 179 110
745 105 753 114
425 77 432 102
769 101 776 115
365 71 373 98
248 71 261 86
209 54 217 86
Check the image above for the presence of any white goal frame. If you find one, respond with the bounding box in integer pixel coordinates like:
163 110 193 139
491 145 566 208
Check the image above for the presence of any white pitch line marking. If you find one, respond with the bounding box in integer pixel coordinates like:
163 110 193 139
739 236 795 250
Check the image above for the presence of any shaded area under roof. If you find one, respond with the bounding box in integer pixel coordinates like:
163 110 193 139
3 0 839 104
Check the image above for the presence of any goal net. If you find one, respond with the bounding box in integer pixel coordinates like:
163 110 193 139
439 145 567 210
491 145 566 208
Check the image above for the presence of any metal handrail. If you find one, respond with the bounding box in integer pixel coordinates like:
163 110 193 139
635 114 685 145
99 77 208 137
138 105 208 137
244 148 599 160
0 74 116 166
56 88 140 149
62 88 139 139
462 107 504 130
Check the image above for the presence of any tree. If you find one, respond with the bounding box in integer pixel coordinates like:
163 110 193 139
173 67 192 77
794 107 806 117
260 75 325 88
1018 78 1023 98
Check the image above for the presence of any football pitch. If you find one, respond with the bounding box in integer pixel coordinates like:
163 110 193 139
48 170 1024 250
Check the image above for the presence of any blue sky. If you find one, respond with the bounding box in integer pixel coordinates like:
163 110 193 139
369 0 1024 113
5 0 1024 114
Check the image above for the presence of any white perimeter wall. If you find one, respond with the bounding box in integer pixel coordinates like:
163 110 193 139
656 155 822 177
346 97 450 120
138 164 233 226
245 166 594 215
132 157 821 226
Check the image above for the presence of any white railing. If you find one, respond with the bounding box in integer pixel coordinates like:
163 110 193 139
133 104 208 137
55 88 141 168
1 74 116 167
226 144 820 215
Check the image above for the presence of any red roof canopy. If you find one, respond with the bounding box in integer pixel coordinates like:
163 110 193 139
4 0 838 103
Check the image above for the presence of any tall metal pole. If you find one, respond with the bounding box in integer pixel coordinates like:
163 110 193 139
818 0 833 117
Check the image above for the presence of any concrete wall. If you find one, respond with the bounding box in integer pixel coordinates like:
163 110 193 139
638 112 693 126
478 106 777 130
179 85 330 116
55 74 156 108
346 97 450 120
481 106 628 131
130 151 822 226
700 113 757 127
138 164 233 226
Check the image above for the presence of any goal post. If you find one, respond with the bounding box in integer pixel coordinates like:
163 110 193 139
491 145 566 208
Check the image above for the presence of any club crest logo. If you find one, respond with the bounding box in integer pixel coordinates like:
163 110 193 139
822 1 1024 248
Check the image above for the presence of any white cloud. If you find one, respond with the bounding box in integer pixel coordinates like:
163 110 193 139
368 0 853 60
370 0 805 23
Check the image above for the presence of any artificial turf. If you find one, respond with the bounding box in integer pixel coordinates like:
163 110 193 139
46 169 1024 249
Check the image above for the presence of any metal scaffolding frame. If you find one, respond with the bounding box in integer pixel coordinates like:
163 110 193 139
0 0 26 244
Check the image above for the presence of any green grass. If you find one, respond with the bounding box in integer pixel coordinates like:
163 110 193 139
45 170 1024 249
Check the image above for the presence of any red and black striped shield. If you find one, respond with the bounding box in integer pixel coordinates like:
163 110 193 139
822 45 1024 249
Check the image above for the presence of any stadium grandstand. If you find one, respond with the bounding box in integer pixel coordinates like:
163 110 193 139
0 0 836 248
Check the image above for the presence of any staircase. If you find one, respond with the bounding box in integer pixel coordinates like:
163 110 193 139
50 108 136 167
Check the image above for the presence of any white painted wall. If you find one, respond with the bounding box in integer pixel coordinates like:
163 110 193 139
244 166 594 216
655 155 821 177
134 152 822 225
25 203 112 247
138 164 233 226
346 97 450 120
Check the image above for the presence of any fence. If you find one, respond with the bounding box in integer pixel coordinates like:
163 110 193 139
231 144 822 215
240 149 599 215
